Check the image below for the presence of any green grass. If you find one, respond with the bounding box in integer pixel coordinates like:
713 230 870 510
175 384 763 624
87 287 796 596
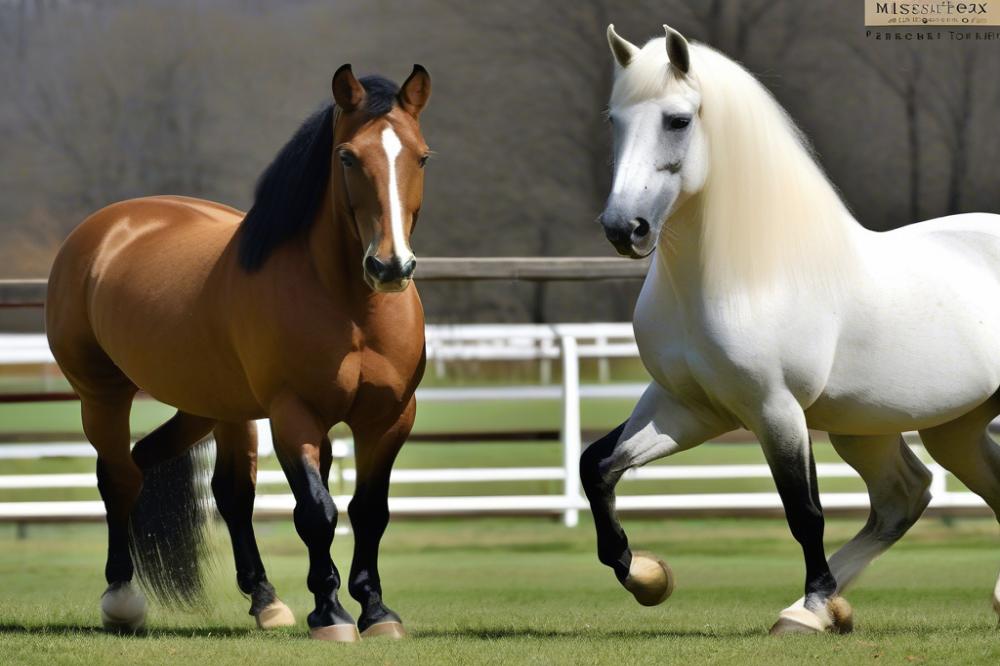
1 369 996 662
0 397 638 438
1 517 1000 664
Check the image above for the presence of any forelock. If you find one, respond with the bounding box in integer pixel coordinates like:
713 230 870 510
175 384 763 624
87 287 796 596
358 75 399 117
609 37 697 110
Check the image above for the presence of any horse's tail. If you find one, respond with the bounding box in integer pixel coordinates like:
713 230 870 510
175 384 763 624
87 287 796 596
128 439 213 609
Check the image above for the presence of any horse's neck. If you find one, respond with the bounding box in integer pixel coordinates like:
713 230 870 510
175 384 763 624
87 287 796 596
657 195 864 314
306 194 367 299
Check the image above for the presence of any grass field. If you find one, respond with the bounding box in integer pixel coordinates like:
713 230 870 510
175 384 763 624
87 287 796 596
2 367 999 663
2 517 1000 665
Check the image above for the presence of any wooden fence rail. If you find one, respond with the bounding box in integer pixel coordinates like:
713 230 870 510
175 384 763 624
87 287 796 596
0 257 648 308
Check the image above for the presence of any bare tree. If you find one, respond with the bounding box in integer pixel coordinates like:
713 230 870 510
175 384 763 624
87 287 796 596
442 0 645 321
669 0 806 63
9 5 225 213
843 42 925 223
929 48 978 214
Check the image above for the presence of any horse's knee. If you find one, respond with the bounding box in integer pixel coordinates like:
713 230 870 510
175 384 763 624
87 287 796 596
580 423 627 493
872 453 932 541
211 476 252 524
902 464 934 524
289 466 337 543
870 510 916 544
579 443 608 491
96 459 142 517
348 495 388 533
294 492 336 538
871 487 931 544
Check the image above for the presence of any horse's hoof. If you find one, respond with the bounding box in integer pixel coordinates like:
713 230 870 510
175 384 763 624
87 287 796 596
100 581 147 633
769 608 825 636
309 624 361 642
255 599 296 629
361 621 407 639
622 551 674 606
769 597 852 636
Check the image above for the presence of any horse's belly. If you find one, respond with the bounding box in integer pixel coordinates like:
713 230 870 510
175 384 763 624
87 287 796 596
805 383 996 435
807 288 1000 435
121 355 264 421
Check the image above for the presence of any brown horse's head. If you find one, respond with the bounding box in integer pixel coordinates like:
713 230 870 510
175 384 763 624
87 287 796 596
331 64 431 293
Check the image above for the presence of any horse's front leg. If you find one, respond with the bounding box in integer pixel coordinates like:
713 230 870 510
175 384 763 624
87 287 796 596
752 395 852 635
347 396 415 639
580 383 729 606
271 396 358 642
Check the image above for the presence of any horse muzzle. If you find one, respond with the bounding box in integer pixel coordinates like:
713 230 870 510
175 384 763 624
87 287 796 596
601 215 654 259
363 254 416 292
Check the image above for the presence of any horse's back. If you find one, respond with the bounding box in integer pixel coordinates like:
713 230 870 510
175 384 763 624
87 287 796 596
49 194 241 280
47 196 244 405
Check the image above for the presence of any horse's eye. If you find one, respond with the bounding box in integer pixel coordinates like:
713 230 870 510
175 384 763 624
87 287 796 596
339 152 356 168
665 115 691 131
419 155 429 168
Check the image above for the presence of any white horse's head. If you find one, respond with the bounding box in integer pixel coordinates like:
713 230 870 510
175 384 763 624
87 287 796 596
600 25 707 258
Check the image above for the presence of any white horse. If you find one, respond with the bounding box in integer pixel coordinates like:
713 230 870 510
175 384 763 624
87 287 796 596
580 23 1000 635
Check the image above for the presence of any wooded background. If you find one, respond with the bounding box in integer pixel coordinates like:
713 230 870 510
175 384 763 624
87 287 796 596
2 0 999 323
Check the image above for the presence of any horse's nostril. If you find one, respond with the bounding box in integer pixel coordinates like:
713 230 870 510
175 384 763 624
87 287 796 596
633 218 650 238
365 255 386 278
401 257 416 278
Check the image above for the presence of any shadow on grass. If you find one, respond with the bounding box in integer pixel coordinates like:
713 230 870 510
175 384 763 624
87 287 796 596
415 621 1000 641
0 623 265 639
414 626 764 640
0 622 758 640
2 621 993 642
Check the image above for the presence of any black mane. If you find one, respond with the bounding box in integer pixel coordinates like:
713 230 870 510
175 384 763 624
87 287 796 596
237 75 400 271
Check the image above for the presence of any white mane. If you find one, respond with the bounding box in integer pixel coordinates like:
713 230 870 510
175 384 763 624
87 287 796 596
610 39 856 298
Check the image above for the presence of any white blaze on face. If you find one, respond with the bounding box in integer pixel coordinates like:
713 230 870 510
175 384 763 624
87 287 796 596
380 126 414 263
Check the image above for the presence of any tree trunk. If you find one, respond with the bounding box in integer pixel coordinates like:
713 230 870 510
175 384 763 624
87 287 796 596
945 53 975 214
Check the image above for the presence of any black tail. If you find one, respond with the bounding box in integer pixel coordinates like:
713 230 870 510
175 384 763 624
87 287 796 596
128 439 213 609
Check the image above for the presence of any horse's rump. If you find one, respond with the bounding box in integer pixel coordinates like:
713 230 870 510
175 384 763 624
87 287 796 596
46 196 252 413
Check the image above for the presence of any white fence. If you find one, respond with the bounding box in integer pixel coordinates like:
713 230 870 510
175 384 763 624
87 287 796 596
0 326 991 525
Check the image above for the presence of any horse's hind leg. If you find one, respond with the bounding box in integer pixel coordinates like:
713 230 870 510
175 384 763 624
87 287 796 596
125 410 217 609
212 421 295 629
919 395 1000 620
775 433 932 628
347 397 415 639
81 393 147 633
827 434 931 591
580 383 729 607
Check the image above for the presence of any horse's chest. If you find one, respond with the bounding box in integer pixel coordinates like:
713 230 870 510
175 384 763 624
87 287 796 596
358 344 422 392
633 300 703 398
634 284 835 417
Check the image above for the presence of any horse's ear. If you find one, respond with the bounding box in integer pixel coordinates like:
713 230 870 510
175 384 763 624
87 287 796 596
398 65 431 117
607 24 639 68
664 25 690 75
332 64 366 112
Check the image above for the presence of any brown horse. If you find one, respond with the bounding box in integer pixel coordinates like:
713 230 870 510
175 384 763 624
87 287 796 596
45 64 432 642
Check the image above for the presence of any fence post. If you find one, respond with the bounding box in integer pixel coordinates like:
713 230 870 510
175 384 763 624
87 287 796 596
539 339 553 385
929 462 948 503
255 419 274 457
560 334 581 527
596 335 611 383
